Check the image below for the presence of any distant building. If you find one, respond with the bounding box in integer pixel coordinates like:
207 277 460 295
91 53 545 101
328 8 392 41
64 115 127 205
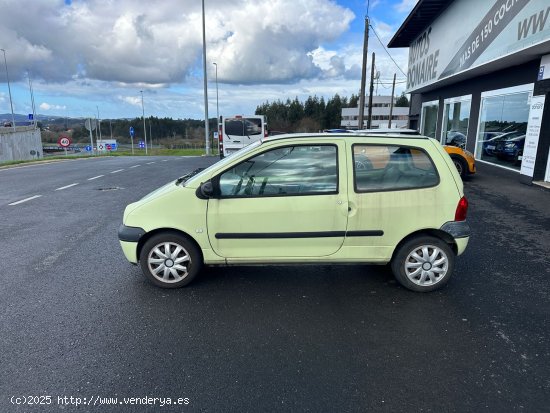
340 96 409 129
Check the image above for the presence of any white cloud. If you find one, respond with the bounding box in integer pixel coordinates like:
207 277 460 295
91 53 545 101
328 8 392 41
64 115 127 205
39 102 67 111
0 0 354 86
0 0 412 119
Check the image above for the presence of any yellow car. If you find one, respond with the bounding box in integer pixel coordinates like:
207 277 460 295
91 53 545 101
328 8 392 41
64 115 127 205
119 132 470 292
443 145 476 179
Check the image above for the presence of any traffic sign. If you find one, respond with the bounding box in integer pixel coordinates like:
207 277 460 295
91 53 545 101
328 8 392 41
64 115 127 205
106 144 112 151
129 127 135 137
58 136 71 147
85 118 97 131
28 114 34 120
85 145 92 152
111 143 117 150
138 141 145 148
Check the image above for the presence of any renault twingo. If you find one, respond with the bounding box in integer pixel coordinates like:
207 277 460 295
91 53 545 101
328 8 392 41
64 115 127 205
118 133 470 292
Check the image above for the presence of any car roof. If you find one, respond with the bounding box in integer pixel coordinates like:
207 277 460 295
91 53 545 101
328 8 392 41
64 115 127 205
262 130 429 143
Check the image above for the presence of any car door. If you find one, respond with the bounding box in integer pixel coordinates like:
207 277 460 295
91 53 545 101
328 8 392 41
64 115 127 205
345 141 452 261
206 141 348 259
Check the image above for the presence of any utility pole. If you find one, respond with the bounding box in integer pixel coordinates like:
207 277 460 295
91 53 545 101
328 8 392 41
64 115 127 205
358 16 369 130
27 71 37 128
1 49 16 131
367 52 376 130
388 73 396 129
140 90 148 155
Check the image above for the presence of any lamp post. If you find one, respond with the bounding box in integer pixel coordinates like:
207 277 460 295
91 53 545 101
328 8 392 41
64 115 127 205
1 49 16 131
140 90 148 155
201 0 211 155
96 105 102 140
213 62 219 155
212 62 219 124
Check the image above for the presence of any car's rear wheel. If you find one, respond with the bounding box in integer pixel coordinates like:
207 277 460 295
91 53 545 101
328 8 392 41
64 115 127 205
391 236 454 292
450 155 467 178
139 233 202 288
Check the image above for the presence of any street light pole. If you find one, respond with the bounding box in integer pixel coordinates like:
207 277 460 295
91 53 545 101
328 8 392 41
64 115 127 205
96 105 102 141
201 0 211 155
140 90 148 155
1 49 16 131
213 62 219 127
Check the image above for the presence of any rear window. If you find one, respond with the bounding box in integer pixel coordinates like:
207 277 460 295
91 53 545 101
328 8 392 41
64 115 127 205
353 144 439 192
224 118 262 136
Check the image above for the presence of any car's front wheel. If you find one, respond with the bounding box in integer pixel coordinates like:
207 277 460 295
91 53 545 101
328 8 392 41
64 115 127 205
391 236 455 292
139 233 202 288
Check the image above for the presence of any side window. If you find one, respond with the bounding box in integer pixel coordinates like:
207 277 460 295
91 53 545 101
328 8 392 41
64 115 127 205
219 145 338 197
353 144 439 192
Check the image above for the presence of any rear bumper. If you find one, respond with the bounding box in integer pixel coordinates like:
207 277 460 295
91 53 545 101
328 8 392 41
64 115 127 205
440 221 470 256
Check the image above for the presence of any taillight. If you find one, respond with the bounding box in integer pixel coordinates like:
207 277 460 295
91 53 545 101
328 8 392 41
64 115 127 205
455 196 468 221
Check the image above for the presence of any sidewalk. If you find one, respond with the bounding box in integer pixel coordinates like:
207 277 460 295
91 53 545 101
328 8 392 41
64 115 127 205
464 162 550 264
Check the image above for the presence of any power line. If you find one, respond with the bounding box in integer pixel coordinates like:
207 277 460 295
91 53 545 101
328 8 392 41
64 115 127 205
369 24 407 78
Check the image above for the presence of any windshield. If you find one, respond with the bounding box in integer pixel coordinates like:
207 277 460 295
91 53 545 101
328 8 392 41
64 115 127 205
225 118 262 136
182 140 263 186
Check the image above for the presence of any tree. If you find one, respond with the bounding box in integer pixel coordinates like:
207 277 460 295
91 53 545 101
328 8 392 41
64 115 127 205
348 93 359 107
396 92 410 107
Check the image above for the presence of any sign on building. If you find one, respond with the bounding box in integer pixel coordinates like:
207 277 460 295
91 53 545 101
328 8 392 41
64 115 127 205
406 0 550 92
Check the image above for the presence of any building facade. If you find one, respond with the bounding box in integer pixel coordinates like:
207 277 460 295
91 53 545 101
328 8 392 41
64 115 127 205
389 0 550 185
341 96 409 129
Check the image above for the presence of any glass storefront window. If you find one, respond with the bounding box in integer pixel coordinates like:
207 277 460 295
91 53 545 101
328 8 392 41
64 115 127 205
476 87 531 171
441 97 471 149
420 101 438 139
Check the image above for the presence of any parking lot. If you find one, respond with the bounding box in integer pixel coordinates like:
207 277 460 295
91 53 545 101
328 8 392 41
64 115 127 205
0 157 549 412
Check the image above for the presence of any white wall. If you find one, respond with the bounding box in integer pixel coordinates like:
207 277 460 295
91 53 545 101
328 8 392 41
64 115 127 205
0 127 42 162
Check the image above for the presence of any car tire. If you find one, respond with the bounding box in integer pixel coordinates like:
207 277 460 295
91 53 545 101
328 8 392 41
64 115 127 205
450 155 467 179
139 233 202 288
391 236 455 292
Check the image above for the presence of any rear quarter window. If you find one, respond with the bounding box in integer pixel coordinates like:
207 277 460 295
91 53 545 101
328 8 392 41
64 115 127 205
353 144 439 192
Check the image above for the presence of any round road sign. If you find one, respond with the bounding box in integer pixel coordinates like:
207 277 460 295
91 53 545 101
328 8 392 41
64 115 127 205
58 136 72 147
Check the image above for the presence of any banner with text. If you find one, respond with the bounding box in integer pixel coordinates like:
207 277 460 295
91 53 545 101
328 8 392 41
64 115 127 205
407 0 550 92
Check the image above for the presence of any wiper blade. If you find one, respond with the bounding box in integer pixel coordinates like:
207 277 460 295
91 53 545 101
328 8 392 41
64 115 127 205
176 167 205 185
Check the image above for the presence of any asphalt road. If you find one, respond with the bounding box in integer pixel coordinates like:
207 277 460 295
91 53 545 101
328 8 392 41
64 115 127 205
0 157 549 412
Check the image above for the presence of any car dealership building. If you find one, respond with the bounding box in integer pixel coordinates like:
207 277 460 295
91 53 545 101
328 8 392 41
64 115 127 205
389 0 550 185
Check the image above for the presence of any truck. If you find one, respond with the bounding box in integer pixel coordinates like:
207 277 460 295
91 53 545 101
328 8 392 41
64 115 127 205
218 115 267 158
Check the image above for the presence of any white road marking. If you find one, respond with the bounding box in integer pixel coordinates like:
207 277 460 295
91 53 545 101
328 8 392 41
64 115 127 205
8 195 42 206
55 183 79 191
111 169 124 174
87 175 104 181
162 160 168 162
146 162 155 164
130 165 141 168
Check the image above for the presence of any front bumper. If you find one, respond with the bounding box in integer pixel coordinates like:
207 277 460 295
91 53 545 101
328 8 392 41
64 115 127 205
118 224 145 264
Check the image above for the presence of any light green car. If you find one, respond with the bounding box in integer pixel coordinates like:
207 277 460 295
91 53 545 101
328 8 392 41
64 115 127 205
118 133 470 292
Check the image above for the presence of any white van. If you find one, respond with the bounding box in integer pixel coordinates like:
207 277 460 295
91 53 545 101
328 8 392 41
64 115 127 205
218 115 267 158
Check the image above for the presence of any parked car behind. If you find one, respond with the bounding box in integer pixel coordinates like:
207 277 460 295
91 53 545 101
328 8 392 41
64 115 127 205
356 129 475 179
493 134 525 164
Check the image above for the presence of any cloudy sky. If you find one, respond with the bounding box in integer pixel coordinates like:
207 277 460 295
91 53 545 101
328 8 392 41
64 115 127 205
0 0 417 120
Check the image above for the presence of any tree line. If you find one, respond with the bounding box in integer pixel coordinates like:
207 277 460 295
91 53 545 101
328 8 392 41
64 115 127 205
255 93 409 132
41 93 409 143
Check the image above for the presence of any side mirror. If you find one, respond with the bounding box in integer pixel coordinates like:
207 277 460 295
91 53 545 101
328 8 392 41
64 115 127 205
196 181 214 199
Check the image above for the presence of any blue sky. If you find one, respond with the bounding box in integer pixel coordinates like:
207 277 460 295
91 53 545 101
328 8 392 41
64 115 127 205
0 0 416 121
